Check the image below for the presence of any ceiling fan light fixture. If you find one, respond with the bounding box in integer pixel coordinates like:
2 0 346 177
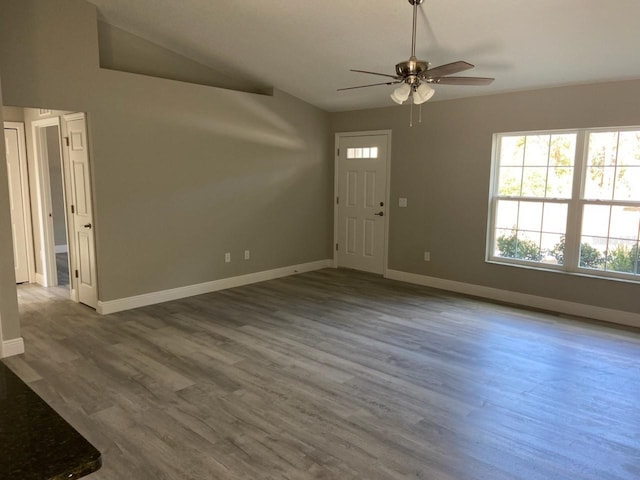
413 83 435 104
390 83 411 104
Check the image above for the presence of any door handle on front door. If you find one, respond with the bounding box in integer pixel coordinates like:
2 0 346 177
83 223 92 229
374 212 384 217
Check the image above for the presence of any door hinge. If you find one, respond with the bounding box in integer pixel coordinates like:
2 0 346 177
336 196 339 205
337 148 340 156
64 136 70 147
336 243 339 251
74 269 79 278
71 205 75 214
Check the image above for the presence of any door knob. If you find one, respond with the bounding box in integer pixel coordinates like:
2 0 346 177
374 211 384 217
83 223 92 229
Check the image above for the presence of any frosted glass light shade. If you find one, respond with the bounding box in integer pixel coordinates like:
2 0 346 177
390 83 411 104
413 83 435 104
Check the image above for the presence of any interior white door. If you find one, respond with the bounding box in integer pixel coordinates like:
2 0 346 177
64 113 97 308
4 127 30 283
337 134 388 274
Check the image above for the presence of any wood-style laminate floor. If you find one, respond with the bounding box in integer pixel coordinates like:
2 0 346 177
5 269 640 479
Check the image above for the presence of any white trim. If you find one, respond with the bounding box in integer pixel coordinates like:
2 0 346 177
1 337 25 358
334 130 392 274
385 269 640 329
35 272 46 286
54 244 68 254
31 117 63 287
97 260 333 315
63 111 85 122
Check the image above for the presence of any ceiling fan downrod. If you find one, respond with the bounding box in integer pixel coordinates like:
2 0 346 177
408 0 424 59
396 0 428 83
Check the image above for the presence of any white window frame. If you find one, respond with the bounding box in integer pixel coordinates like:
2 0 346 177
487 126 640 283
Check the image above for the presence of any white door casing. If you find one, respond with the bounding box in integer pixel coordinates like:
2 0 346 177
64 113 97 308
4 126 31 283
31 117 62 287
335 132 391 274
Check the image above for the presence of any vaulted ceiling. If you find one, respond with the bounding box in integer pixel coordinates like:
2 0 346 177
87 0 640 112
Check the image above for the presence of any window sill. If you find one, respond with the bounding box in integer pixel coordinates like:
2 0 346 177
485 259 640 285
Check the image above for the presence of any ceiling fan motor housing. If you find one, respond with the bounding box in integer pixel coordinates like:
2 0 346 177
395 56 429 83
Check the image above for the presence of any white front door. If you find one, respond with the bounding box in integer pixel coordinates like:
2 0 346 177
336 134 389 274
64 113 97 308
4 127 30 283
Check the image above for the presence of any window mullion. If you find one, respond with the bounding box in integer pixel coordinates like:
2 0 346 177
564 131 586 272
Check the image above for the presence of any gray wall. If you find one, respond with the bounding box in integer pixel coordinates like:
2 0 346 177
0 80 21 341
331 81 640 315
97 21 265 94
0 0 333 319
2 106 23 122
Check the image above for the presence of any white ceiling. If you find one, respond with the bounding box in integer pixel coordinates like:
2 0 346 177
87 0 640 112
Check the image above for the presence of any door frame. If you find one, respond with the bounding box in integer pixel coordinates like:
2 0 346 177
333 130 392 274
31 117 66 287
4 121 35 283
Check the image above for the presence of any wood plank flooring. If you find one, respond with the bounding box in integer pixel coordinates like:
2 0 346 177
4 269 640 479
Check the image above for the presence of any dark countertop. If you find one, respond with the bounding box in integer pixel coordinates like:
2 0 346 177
0 361 101 479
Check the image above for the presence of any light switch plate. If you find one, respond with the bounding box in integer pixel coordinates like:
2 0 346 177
399 197 408 207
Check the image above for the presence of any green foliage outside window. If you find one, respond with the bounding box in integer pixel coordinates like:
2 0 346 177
496 232 542 262
497 233 638 274
579 243 606 269
606 244 639 273
549 237 605 269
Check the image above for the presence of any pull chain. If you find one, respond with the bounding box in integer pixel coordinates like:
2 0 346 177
410 99 413 127
419 103 422 123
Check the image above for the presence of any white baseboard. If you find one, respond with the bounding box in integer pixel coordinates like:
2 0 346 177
97 259 333 315
385 269 640 329
1 337 25 358
54 245 68 254
35 273 45 286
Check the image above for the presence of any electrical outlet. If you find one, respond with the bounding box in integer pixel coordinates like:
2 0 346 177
424 251 431 262
244 250 250 260
225 252 231 263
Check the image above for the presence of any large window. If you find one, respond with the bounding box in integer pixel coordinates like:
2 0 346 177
488 128 640 281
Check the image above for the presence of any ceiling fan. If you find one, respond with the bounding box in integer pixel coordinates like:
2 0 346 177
338 0 494 106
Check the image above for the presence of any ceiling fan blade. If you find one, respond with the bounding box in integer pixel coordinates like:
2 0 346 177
350 69 400 80
433 76 495 86
422 61 475 79
337 81 402 91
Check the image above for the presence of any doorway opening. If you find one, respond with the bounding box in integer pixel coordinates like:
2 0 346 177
3 107 97 309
